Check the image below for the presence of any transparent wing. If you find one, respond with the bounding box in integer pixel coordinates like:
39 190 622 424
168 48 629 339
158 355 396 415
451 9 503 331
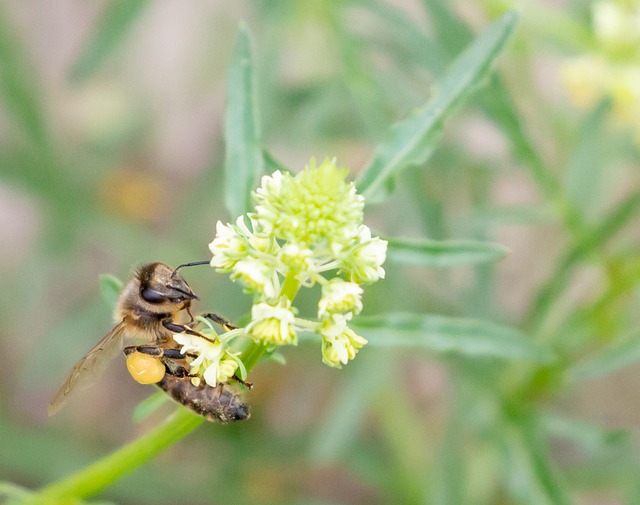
48 321 126 416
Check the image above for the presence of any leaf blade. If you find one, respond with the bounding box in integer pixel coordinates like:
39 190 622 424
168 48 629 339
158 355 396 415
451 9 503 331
353 312 553 363
223 23 264 218
99 274 124 309
500 416 573 505
357 11 519 201
387 236 509 267
0 7 50 147
568 332 640 383
70 0 151 82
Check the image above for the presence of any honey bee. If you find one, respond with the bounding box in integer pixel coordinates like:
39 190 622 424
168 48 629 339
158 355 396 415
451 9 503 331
48 262 250 423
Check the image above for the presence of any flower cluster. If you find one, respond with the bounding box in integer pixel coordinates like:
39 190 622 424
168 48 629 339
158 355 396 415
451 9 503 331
173 326 242 387
209 158 387 368
560 0 640 142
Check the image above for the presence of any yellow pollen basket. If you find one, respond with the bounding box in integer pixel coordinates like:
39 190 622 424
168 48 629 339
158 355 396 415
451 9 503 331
126 352 166 384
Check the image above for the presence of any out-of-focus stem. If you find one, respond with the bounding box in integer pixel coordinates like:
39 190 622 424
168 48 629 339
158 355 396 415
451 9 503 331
33 409 203 504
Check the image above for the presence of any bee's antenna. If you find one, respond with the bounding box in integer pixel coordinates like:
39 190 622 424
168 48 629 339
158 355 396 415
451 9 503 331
172 260 210 278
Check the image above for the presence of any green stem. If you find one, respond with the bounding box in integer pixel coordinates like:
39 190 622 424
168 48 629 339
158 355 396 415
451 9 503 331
35 409 203 503
281 273 301 302
241 340 268 371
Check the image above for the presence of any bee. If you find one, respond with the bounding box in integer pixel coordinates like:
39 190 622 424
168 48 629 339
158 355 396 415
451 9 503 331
48 262 250 423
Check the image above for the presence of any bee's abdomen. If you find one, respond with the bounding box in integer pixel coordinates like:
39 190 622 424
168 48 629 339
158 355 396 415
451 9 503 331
157 375 250 423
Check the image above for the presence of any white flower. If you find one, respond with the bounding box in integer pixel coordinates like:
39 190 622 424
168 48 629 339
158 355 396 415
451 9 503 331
173 333 238 386
279 243 314 274
319 314 367 368
209 219 248 271
252 170 286 235
231 257 278 299
342 225 387 284
318 279 363 318
246 299 297 345
593 1 640 49
202 356 239 387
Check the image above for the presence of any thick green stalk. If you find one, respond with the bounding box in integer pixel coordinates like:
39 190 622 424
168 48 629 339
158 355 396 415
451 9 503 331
33 409 203 503
281 273 301 302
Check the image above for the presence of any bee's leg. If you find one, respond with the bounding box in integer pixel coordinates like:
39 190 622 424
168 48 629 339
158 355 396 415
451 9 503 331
122 345 189 360
164 360 191 378
230 375 253 389
201 313 238 331
162 320 216 343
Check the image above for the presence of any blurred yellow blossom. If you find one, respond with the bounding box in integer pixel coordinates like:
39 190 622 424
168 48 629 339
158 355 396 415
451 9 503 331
560 0 640 142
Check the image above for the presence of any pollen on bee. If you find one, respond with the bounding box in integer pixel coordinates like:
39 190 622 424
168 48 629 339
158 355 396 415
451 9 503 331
126 351 166 384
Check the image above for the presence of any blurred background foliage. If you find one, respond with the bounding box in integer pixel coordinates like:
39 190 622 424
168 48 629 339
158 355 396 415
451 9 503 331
1 0 640 504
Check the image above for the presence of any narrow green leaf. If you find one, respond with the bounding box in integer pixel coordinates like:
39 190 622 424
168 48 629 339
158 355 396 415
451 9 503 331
564 99 611 218
353 313 554 363
0 8 49 147
422 0 473 57
357 11 519 201
262 149 293 174
500 416 573 505
98 274 123 309
224 23 264 218
132 391 169 423
373 386 429 504
422 0 563 214
0 482 30 501
387 236 509 267
526 192 640 331
70 0 151 82
429 410 469 505
309 352 391 463
541 412 631 456
352 0 444 72
568 332 640 382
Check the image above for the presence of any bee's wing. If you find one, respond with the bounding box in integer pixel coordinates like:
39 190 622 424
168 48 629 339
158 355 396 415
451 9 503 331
48 321 126 416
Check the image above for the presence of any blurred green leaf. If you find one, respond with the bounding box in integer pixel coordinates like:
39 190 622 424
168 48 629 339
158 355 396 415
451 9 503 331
564 100 610 219
567 332 640 382
309 352 391 463
0 8 49 148
373 386 429 504
429 412 468 505
527 192 640 331
70 0 151 82
357 11 519 202
99 274 124 309
422 0 473 58
541 412 631 456
0 482 30 501
386 236 509 267
353 313 554 362
351 0 444 73
423 0 567 221
224 23 264 218
262 149 293 174
501 416 572 505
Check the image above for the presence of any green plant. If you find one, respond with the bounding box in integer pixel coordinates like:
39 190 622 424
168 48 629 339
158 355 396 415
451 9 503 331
2 2 640 504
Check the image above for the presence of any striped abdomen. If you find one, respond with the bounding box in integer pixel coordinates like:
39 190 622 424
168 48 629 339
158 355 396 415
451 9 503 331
157 375 250 423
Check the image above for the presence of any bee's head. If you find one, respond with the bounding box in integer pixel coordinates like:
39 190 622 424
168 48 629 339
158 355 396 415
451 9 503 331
137 262 198 307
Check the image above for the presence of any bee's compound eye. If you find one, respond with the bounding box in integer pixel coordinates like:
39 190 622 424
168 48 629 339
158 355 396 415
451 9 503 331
126 352 165 384
140 288 168 304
